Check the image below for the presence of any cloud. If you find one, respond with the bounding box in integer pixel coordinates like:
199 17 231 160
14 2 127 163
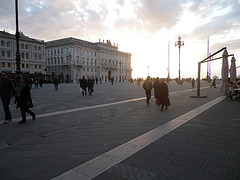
189 0 240 38
134 0 186 32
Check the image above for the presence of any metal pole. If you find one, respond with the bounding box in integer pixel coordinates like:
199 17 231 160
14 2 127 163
197 62 201 96
15 0 22 95
167 41 170 80
179 46 181 81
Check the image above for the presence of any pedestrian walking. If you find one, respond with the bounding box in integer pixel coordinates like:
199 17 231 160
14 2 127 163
157 78 170 112
111 77 114 85
39 79 43 88
153 78 160 103
143 76 152 105
34 78 38 88
15 77 36 124
80 76 88 96
0 72 15 124
53 76 59 91
191 78 195 88
88 77 94 96
210 78 216 88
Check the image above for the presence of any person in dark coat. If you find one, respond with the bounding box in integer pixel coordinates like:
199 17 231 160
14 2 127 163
157 78 170 111
16 77 36 124
143 76 152 105
0 73 15 124
87 77 94 96
153 77 160 103
53 76 59 91
80 76 88 96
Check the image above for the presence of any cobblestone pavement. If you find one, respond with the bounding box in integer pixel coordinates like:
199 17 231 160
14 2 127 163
1 81 239 180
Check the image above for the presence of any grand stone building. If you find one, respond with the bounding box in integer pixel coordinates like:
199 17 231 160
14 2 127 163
45 37 132 82
0 30 46 75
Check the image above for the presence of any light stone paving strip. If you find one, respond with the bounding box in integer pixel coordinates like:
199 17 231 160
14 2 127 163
53 96 223 180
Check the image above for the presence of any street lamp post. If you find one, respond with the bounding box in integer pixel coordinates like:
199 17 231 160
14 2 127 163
175 36 184 83
15 0 22 95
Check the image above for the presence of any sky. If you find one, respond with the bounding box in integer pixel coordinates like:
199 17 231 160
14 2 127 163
0 0 240 79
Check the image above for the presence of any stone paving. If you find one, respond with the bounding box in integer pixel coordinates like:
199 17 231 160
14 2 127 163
0 81 239 180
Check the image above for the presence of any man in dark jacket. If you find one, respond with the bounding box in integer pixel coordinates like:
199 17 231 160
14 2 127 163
0 73 15 124
80 76 88 96
143 76 152 105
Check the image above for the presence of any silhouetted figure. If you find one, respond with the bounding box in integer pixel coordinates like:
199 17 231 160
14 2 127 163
153 78 160 103
191 78 195 88
16 77 36 124
39 79 43 88
80 76 88 96
0 73 15 124
88 77 94 96
210 78 216 88
53 77 59 91
143 76 152 105
157 78 170 111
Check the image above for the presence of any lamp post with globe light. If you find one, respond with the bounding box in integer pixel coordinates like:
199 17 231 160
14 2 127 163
175 36 184 83
15 0 22 97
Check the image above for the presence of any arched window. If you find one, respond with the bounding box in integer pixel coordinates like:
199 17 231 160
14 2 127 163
1 40 4 46
25 44 28 49
21 43 24 49
34 45 37 51
38 46 41 51
6 41 10 47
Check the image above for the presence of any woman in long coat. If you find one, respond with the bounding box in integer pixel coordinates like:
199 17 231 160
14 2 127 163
16 77 36 124
157 78 170 111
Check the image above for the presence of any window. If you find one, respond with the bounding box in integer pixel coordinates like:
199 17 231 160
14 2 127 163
34 45 37 51
22 64 25 68
2 62 5 67
1 50 5 57
54 57 56 64
1 40 4 46
35 54 37 60
25 44 28 49
54 49 56 55
26 64 29 69
7 51 10 57
83 68 85 71
51 50 53 55
39 55 41 60
58 49 60 54
7 63 10 68
57 57 60 64
7 41 10 47
35 65 37 69
38 46 41 51
21 53 24 59
95 52 97 56
21 43 24 49
39 65 41 69
26 53 29 59
87 68 89 72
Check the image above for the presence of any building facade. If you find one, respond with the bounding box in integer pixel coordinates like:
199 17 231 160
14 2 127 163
45 37 132 82
0 30 46 75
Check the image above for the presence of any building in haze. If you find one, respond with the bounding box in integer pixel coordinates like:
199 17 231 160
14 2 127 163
0 30 46 75
45 37 132 83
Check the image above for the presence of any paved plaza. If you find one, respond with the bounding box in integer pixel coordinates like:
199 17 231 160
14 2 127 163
0 81 240 180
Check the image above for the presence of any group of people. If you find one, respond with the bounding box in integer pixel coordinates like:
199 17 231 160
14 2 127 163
143 76 170 111
80 76 94 96
0 73 36 124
